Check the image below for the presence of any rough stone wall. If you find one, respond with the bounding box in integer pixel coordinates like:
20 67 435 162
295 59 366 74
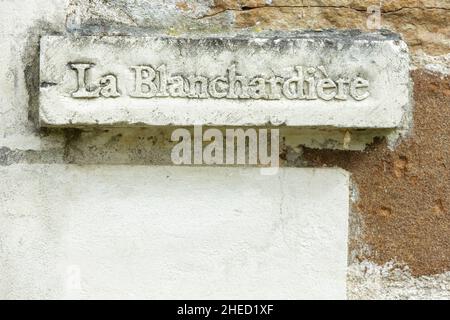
0 0 449 299
305 70 450 277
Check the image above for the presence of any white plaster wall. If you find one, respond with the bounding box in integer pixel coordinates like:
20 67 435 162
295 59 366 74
0 165 349 299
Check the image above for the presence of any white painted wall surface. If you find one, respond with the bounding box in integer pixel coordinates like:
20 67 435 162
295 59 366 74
0 165 349 299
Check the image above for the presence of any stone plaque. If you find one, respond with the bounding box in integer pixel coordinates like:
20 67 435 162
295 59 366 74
0 165 348 299
39 32 410 128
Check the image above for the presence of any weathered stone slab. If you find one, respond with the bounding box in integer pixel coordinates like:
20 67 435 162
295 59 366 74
0 165 348 299
39 32 410 128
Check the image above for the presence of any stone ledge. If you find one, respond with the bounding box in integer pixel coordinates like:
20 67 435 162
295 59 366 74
39 33 410 129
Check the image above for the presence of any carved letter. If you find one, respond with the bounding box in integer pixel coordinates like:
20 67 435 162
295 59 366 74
335 78 349 100
248 77 267 99
99 75 120 98
304 67 317 100
227 64 250 99
156 64 169 97
130 66 158 98
70 63 100 98
267 76 284 100
188 75 209 98
282 66 305 100
209 76 228 98
317 78 337 101
350 77 370 100
168 76 187 97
